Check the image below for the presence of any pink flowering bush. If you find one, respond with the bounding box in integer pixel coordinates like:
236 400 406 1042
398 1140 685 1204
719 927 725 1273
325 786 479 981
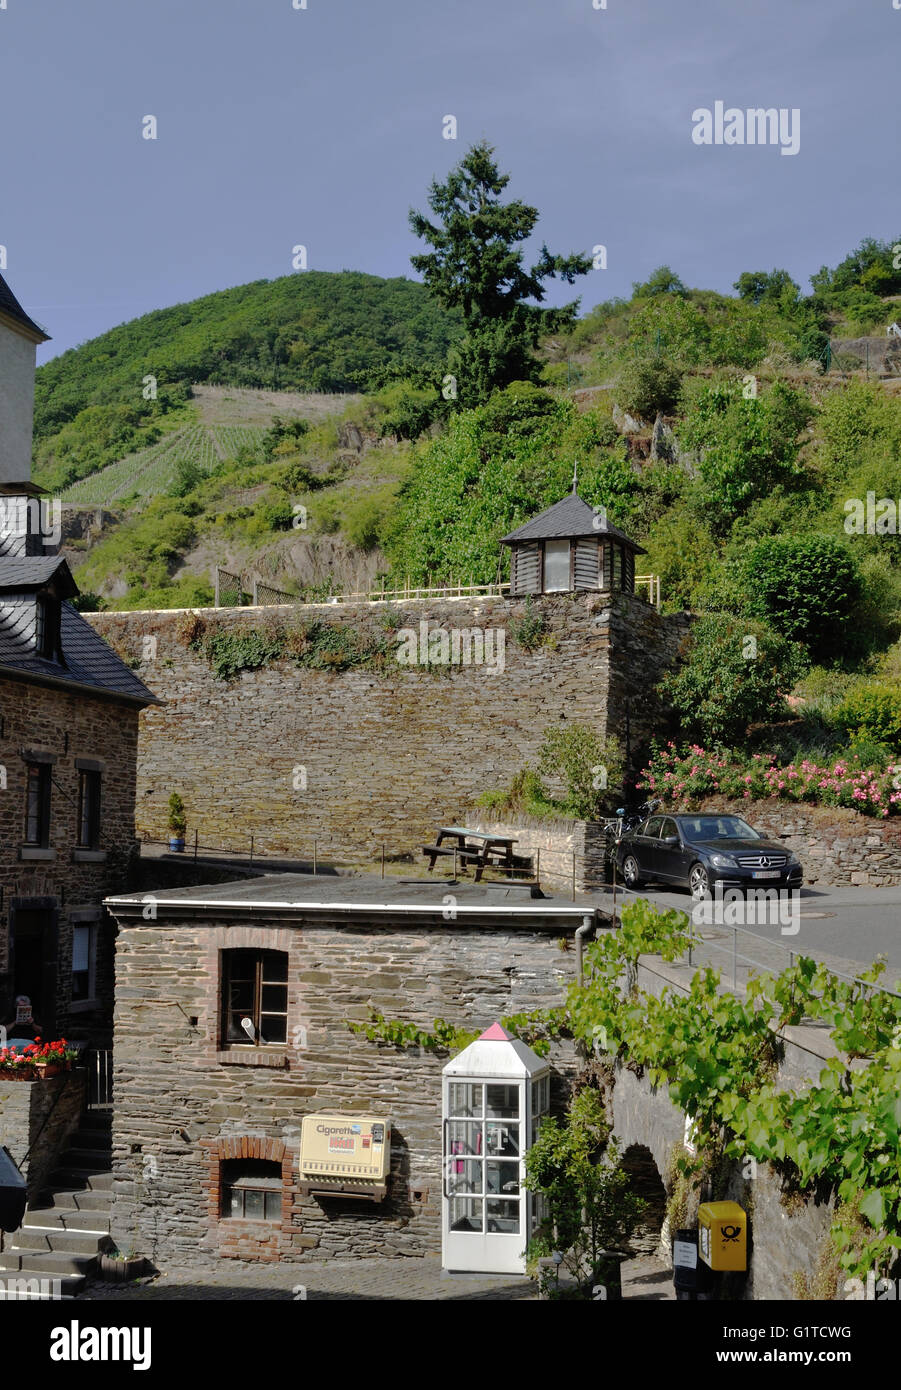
639 744 901 818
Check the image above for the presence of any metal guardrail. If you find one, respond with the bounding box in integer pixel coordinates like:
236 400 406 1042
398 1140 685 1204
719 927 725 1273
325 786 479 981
680 915 901 1001
214 571 664 610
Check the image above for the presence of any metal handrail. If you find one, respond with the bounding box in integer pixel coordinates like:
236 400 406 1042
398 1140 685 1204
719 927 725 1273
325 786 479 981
680 916 901 1001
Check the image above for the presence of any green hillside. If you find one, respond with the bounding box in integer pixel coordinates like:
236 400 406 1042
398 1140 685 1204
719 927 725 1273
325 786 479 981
33 271 461 493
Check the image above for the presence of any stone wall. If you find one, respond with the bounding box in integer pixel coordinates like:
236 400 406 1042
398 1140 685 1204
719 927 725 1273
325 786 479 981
609 954 841 1300
107 906 581 1267
471 815 609 893
609 1062 834 1301
698 798 901 888
87 594 688 863
0 1071 86 1201
477 795 901 893
0 674 142 1043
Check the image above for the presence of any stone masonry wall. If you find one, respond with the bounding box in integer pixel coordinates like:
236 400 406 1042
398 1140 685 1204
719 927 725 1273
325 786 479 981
0 674 142 1043
87 595 687 864
610 1062 834 1301
470 815 609 893
697 798 901 888
0 1071 86 1201
477 796 901 893
108 909 581 1268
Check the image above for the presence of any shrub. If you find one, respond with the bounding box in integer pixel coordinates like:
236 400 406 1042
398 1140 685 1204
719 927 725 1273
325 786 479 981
740 535 863 662
832 684 901 752
166 792 186 836
260 499 296 532
615 356 682 419
660 613 807 747
681 379 811 534
509 597 547 650
538 725 624 820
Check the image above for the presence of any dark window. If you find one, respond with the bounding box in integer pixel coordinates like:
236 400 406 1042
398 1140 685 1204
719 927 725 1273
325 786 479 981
221 950 288 1046
77 770 102 849
642 816 664 839
221 1159 283 1221
35 597 61 661
660 818 679 841
71 922 96 1001
24 764 51 846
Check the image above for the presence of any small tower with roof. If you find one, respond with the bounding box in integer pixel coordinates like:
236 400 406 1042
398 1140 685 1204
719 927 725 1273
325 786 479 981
500 469 646 597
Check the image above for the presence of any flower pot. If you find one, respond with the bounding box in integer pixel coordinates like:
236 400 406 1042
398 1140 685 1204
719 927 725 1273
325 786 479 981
99 1253 147 1281
168 836 185 853
35 1063 62 1078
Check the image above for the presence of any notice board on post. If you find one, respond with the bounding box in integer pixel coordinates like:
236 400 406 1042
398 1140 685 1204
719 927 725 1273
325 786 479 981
299 1115 391 1201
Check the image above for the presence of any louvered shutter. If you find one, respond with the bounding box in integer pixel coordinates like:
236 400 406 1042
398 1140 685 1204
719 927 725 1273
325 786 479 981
574 538 600 590
512 542 540 594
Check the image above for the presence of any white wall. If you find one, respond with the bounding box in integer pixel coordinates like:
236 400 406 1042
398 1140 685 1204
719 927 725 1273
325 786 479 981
0 319 37 485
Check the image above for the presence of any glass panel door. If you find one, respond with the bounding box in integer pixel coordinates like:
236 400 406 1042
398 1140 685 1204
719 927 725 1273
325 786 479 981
443 1078 526 1272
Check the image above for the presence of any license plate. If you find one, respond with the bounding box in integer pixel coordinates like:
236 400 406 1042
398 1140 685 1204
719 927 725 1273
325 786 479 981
752 870 781 879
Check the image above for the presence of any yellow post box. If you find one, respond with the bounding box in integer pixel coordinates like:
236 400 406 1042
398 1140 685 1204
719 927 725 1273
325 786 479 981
698 1201 747 1271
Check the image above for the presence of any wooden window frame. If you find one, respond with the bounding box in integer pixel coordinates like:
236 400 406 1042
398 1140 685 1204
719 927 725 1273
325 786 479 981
76 769 102 850
24 763 51 847
220 948 289 1048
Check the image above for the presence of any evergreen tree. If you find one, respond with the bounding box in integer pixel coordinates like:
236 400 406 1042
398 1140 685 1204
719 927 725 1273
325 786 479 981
409 141 592 405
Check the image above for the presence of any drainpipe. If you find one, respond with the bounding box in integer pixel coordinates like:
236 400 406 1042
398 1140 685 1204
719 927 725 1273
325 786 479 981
575 913 595 985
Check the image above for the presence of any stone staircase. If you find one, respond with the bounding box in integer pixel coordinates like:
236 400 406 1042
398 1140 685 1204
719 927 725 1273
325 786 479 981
0 1109 113 1298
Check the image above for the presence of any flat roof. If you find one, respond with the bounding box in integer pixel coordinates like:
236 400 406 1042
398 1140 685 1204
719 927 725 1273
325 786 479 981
106 870 605 926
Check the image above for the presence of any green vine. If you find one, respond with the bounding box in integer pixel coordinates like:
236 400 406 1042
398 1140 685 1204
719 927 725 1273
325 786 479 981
350 896 901 1280
347 1005 569 1057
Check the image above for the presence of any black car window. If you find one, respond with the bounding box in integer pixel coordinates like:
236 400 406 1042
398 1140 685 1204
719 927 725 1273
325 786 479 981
660 818 679 841
643 816 664 839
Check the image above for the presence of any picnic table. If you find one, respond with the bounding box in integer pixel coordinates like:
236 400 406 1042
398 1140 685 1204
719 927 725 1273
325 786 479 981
422 826 519 882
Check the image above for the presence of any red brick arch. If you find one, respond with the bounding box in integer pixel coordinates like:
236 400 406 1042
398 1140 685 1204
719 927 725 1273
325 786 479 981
202 1135 296 1261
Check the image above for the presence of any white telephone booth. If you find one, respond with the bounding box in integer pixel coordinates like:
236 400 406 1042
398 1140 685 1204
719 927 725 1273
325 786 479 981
442 1023 550 1274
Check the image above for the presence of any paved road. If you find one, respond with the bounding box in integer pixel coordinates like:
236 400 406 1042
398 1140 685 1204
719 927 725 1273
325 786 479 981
585 882 901 991
78 1252 672 1302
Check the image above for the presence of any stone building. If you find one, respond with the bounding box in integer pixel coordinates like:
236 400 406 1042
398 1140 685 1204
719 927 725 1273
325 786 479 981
103 873 594 1266
0 271 158 1046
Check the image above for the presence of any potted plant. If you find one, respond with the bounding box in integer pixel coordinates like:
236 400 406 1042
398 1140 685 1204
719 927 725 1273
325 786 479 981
99 1248 147 1282
32 1039 68 1078
167 792 187 853
0 1048 35 1081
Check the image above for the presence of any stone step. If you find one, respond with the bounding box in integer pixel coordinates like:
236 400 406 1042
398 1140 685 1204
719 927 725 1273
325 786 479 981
9 1225 112 1256
0 1250 100 1277
72 1130 113 1151
48 1166 113 1192
62 1146 113 1167
24 1206 111 1234
44 1185 113 1212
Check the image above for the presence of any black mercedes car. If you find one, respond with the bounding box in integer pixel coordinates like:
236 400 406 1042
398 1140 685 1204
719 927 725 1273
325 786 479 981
616 812 803 898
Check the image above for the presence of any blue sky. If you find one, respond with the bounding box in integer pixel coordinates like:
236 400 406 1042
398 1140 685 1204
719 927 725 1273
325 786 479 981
1 0 897 363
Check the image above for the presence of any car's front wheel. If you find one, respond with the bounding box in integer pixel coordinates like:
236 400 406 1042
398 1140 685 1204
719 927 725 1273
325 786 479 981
622 855 643 888
689 863 711 899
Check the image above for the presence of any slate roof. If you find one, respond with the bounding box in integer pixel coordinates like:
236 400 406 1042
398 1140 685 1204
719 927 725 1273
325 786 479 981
0 556 77 592
0 272 49 341
500 490 646 553
0 598 159 706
